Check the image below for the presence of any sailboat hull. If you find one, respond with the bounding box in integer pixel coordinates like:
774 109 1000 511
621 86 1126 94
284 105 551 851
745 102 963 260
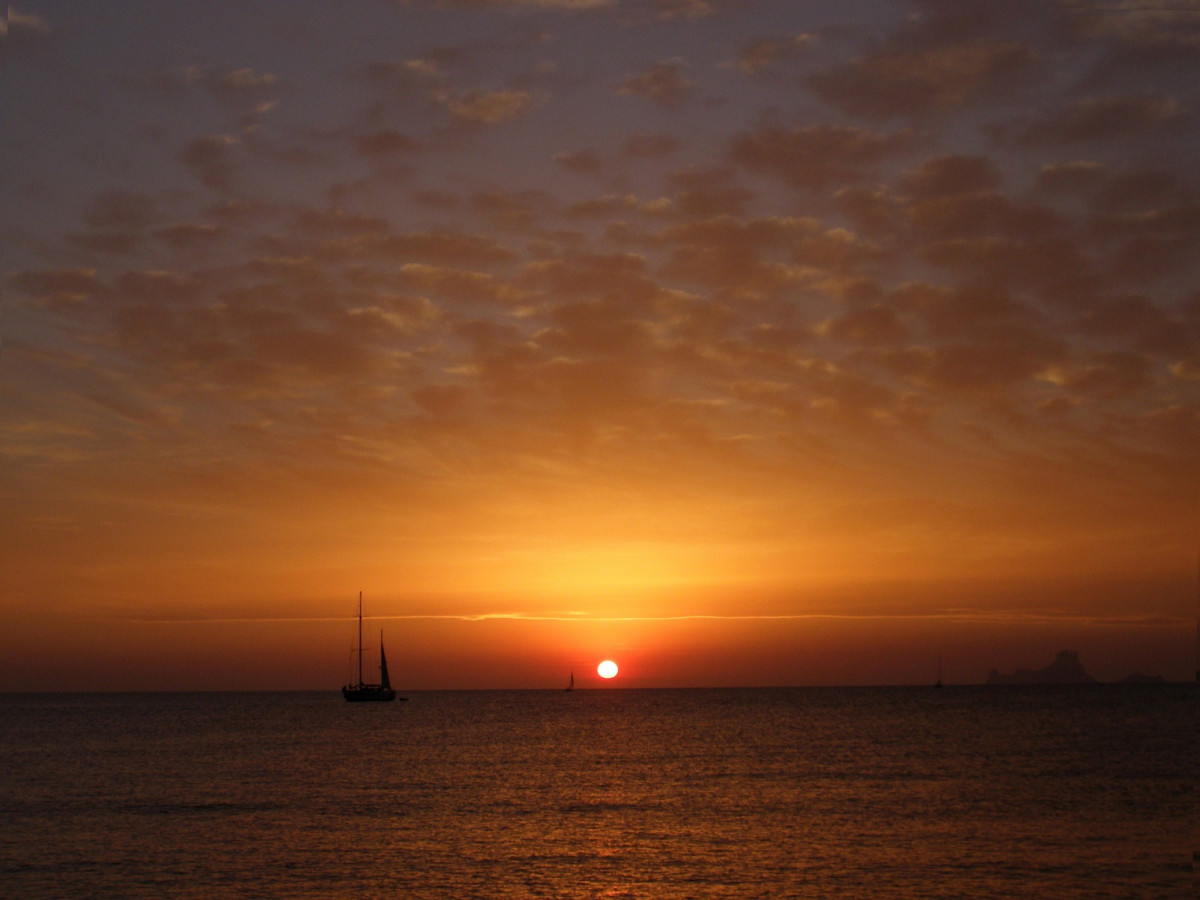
342 685 396 702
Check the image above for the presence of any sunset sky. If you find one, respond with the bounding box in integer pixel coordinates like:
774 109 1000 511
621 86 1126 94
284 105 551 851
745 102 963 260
4 0 1197 690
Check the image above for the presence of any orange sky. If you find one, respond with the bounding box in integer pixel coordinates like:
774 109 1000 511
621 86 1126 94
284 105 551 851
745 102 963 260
3 1 1197 690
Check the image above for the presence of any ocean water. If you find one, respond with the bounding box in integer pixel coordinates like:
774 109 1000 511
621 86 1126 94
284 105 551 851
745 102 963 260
1 685 1193 898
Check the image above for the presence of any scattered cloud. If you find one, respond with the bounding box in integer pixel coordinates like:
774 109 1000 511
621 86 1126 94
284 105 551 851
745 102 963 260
1001 94 1195 145
83 191 161 230
555 148 604 175
354 129 423 159
182 134 240 191
618 58 692 109
215 66 278 95
9 7 53 37
811 37 1039 120
448 89 535 124
8 268 105 304
730 34 816 76
730 124 917 192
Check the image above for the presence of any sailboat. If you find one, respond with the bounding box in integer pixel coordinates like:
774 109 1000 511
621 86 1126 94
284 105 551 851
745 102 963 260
935 654 944 689
565 671 574 692
342 592 398 702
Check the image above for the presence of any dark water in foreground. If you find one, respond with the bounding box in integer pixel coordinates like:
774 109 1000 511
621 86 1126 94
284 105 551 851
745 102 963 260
1 686 1193 898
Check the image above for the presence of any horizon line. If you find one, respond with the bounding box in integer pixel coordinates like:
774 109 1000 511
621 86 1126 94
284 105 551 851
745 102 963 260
109 611 1191 627
3 680 1194 696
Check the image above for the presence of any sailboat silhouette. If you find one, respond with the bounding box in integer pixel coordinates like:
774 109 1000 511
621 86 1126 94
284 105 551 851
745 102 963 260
342 592 399 702
565 671 574 692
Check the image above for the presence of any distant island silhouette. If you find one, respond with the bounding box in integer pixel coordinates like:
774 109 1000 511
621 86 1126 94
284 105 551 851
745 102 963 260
987 650 1165 685
988 650 1096 685
1116 672 1167 685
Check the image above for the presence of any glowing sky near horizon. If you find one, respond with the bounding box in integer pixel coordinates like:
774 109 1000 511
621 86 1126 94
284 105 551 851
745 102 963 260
2 1 1197 690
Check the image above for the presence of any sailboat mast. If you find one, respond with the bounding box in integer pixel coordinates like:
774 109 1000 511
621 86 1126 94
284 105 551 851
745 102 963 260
357 590 364 687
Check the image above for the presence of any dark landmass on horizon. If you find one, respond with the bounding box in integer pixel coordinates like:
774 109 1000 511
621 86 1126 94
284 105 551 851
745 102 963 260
986 650 1167 686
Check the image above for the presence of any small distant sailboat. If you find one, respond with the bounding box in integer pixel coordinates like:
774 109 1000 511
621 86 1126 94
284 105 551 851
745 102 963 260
565 671 574 692
342 592 398 702
935 654 944 689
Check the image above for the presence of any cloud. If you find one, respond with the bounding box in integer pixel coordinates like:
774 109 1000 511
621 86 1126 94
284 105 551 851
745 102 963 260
1095 218 1200 284
115 269 201 303
919 235 1097 297
103 271 428 402
643 0 715 22
663 167 754 219
893 282 1042 341
469 189 554 231
182 134 240 191
1035 160 1109 198
520 252 664 305
83 191 161 230
1095 167 1190 212
7 6 55 57
399 262 530 306
555 148 604 175
810 37 1038 120
214 67 278 95
448 90 534 124
356 56 446 110
729 124 916 192
832 287 1064 398
66 232 142 256
138 66 281 122
411 383 473 421
392 0 714 19
1080 7 1200 86
111 302 377 394
898 154 1000 199
566 193 641 219
621 133 681 159
538 300 657 357
653 213 888 307
9 7 53 35
294 208 390 238
395 0 613 9
910 191 1062 243
1002 94 1195 145
731 34 815 76
354 130 422 158
883 329 1066 394
824 303 909 348
1073 295 1194 359
154 224 226 251
368 230 518 268
1042 351 1157 398
283 225 516 271
657 215 816 297
618 58 691 109
8 268 105 304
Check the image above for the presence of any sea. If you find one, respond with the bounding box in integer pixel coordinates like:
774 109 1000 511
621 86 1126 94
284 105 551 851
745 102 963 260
1 685 1193 899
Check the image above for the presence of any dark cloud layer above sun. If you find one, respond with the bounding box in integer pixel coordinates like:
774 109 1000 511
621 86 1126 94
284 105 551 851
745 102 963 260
3 0 1198 687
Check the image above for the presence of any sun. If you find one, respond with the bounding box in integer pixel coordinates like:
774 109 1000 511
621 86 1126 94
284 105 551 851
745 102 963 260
597 659 619 679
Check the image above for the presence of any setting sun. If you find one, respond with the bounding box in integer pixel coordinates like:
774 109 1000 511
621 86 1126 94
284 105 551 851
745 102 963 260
597 660 619 680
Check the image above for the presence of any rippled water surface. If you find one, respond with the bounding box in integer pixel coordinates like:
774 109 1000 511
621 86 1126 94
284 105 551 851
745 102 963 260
2 686 1193 898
